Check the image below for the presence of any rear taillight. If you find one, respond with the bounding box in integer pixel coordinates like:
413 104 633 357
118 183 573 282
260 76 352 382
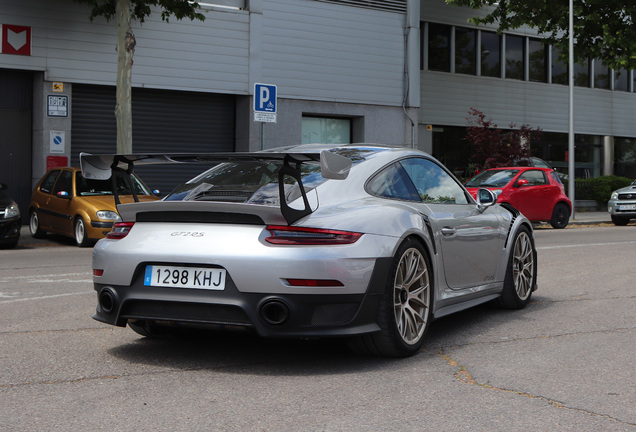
265 225 362 245
106 222 135 239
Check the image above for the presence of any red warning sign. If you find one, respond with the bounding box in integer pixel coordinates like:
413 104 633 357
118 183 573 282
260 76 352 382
1 24 31 56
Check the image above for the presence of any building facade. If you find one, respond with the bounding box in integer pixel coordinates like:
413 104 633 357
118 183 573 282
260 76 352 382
0 0 419 220
419 0 636 181
3 0 636 222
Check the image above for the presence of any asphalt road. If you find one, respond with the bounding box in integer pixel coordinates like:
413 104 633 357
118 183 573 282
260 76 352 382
1 223 635 431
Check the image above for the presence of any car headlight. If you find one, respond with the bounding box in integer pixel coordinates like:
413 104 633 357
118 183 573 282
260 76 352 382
610 191 618 200
96 210 120 221
4 202 19 219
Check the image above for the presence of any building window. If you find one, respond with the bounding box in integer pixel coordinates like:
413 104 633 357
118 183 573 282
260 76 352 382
505 34 524 80
455 27 476 75
301 117 351 144
551 46 567 85
528 38 547 82
428 23 451 72
614 69 629 91
594 59 610 89
574 60 590 87
480 31 501 78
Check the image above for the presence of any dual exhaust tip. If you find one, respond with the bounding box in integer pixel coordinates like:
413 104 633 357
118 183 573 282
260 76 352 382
99 288 291 327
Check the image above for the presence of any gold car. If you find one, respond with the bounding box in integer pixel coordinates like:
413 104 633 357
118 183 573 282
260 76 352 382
28 167 159 247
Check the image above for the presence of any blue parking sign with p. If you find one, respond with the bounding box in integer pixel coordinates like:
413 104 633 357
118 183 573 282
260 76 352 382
254 83 277 113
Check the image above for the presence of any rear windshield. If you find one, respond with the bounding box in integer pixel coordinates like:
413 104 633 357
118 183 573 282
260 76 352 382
75 172 152 196
165 148 379 204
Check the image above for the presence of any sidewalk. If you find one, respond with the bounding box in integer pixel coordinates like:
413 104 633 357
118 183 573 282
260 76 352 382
567 210 611 225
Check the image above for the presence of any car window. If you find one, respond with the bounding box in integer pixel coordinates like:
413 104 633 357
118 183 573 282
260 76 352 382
400 158 469 204
52 171 73 196
549 171 563 185
366 162 420 201
465 169 520 187
39 170 61 194
519 170 548 186
75 172 152 196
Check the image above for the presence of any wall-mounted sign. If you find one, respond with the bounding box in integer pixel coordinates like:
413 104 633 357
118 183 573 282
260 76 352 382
50 131 66 154
52 82 64 92
47 95 68 117
1 24 31 56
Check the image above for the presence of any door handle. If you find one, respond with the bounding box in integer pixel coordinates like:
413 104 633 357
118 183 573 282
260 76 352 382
441 227 456 236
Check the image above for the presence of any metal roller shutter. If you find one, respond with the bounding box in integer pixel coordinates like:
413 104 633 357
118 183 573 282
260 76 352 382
71 84 235 195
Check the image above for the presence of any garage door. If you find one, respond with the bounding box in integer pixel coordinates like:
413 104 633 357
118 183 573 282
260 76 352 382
71 84 235 195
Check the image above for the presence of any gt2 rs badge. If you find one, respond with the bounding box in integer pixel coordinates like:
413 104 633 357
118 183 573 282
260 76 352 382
171 232 205 237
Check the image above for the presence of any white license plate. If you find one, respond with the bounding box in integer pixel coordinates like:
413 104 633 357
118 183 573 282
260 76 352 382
144 265 226 290
619 204 636 211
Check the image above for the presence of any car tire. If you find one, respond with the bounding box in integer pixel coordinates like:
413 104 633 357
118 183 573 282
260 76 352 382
74 217 91 247
497 226 536 309
549 203 570 229
348 238 432 357
611 215 630 226
29 210 46 239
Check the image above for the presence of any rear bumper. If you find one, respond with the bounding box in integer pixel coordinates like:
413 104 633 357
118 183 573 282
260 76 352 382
92 257 392 338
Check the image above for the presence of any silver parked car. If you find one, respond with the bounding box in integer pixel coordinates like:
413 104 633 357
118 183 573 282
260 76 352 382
608 179 636 225
81 144 538 357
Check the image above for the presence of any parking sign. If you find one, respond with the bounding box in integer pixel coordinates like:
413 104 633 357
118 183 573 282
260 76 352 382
254 83 277 123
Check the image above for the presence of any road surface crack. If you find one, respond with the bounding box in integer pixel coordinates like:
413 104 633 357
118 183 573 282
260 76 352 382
438 350 636 427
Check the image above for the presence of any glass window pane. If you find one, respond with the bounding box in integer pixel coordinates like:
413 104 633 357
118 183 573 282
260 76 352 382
428 23 451 72
302 117 351 144
614 68 628 91
505 34 524 80
480 31 501 78
574 60 589 87
594 59 610 89
455 27 476 75
529 38 547 82
401 158 469 204
551 46 567 85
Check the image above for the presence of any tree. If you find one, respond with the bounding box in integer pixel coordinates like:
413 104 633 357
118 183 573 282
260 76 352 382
463 108 541 172
73 0 205 153
445 0 636 71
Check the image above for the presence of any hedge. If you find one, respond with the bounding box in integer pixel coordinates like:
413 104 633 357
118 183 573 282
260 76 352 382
563 176 633 206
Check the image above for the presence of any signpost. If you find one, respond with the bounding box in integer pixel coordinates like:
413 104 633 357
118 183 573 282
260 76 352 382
253 83 277 123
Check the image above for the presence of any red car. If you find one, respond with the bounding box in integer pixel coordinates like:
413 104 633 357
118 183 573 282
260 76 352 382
465 167 572 228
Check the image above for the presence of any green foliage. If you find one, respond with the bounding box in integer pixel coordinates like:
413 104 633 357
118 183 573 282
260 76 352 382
446 0 636 70
73 0 205 23
565 175 632 205
463 108 541 172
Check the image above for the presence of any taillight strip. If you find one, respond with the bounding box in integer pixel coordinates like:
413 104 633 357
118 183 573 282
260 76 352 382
265 225 362 245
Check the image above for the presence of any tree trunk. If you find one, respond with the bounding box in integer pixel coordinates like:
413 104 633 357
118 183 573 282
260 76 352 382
115 0 134 154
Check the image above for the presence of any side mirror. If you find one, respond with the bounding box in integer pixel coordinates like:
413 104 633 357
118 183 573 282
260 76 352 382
476 188 497 211
516 179 529 188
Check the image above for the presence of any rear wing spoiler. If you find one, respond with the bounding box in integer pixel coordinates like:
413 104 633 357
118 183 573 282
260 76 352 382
79 150 352 225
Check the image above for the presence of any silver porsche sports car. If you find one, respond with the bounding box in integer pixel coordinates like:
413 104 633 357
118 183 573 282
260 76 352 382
81 144 537 357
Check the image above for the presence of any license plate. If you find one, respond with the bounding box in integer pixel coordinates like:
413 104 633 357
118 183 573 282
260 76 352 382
144 265 226 290
618 204 636 211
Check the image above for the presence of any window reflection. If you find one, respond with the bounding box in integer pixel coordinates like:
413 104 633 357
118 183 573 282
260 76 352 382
505 34 524 80
529 38 547 82
455 27 476 75
480 31 501 78
428 23 451 72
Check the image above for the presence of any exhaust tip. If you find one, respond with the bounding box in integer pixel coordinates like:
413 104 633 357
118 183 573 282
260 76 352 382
259 299 291 326
98 288 118 314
